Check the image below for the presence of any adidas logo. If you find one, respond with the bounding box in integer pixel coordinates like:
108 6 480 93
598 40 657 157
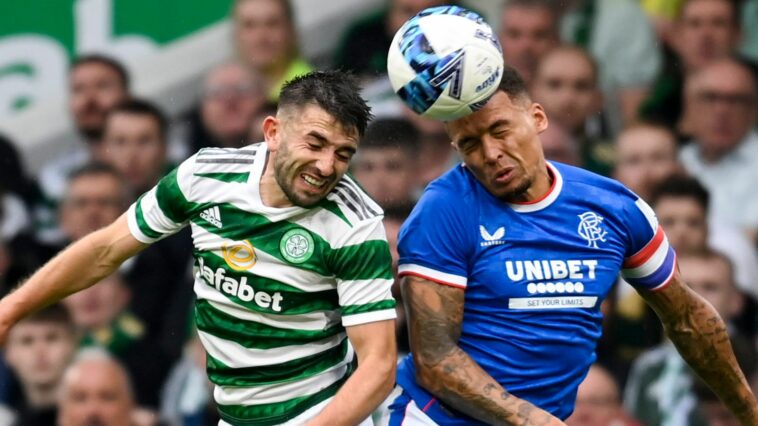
200 206 223 228
480 225 505 247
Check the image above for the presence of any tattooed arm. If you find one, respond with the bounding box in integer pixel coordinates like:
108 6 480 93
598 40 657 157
638 269 758 425
402 275 566 426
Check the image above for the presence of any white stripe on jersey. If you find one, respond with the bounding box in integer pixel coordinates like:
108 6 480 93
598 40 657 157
197 329 345 368
398 264 468 288
623 236 671 279
213 348 353 405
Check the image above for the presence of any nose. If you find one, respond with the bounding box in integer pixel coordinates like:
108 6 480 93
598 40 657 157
314 151 336 177
481 136 502 163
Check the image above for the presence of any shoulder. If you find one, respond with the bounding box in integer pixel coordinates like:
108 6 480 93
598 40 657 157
423 164 475 200
195 143 264 165
554 162 636 202
323 174 384 226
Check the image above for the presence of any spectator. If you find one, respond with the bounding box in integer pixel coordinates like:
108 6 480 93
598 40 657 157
650 175 758 300
679 58 758 240
352 118 419 214
530 45 611 174
334 0 449 79
560 0 662 132
539 121 581 167
624 249 754 426
641 0 743 132
57 350 136 426
56 164 191 408
2 304 76 426
62 274 134 351
58 164 130 245
567 364 642 426
179 62 266 156
613 122 682 201
499 0 561 85
36 56 131 244
232 0 312 102
102 99 170 196
160 333 217 426
400 106 459 188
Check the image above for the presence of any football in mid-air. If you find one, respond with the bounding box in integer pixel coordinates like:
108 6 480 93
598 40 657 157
387 5 504 121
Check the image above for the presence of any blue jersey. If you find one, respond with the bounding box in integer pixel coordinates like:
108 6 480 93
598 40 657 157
396 162 676 424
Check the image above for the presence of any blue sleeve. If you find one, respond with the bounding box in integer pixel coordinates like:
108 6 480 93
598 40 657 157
620 195 677 291
397 182 474 289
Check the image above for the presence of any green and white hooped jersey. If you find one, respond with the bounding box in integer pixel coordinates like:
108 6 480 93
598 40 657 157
126 142 396 425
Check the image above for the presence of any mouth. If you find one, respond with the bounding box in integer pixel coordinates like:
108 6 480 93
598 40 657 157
301 173 327 189
493 167 516 185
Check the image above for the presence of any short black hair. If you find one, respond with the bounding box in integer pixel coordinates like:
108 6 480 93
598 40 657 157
70 54 130 90
66 162 131 205
20 303 74 331
497 66 531 102
650 175 710 211
107 98 168 141
278 70 373 137
361 118 420 155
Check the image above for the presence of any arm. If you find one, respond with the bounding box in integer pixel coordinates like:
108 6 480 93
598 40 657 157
638 271 758 425
0 214 147 342
306 319 397 426
403 275 565 426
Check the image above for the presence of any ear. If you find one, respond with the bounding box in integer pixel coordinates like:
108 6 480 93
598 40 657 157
531 102 549 134
262 115 280 152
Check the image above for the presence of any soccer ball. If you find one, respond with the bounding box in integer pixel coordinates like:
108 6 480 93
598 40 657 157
387 5 504 121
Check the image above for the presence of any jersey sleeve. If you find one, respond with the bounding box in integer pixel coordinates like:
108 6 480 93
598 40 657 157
329 217 396 327
127 154 197 244
397 183 473 289
620 197 677 291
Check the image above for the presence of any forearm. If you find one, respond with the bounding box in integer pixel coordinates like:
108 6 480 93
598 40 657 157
0 228 127 327
664 301 758 424
306 358 395 426
417 347 564 426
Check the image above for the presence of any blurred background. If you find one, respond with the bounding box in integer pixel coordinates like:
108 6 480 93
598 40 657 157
0 0 756 425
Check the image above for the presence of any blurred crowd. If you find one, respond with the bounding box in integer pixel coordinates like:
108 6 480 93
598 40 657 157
0 0 757 425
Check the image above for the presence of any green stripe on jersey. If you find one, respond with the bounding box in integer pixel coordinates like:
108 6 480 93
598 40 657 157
205 337 350 387
216 367 352 425
192 203 390 280
196 252 340 314
317 198 351 226
342 299 396 316
155 166 204 223
135 196 163 239
328 240 393 280
194 172 250 183
195 299 343 349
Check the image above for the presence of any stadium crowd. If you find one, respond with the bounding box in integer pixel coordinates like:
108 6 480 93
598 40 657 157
0 0 757 425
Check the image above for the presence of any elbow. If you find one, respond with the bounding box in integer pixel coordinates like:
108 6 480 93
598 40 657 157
414 357 443 393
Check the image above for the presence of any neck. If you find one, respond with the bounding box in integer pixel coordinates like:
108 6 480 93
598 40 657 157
24 382 59 408
259 152 292 208
512 160 553 203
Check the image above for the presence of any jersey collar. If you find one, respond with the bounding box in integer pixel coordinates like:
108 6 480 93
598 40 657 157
507 162 563 213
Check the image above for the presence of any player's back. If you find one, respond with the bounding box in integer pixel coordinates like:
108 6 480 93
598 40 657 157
396 162 674 424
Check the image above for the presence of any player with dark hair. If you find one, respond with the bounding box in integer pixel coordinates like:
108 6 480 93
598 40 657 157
386 66 758 425
0 71 397 425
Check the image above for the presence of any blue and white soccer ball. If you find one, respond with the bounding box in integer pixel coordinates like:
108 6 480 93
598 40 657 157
387 6 504 121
